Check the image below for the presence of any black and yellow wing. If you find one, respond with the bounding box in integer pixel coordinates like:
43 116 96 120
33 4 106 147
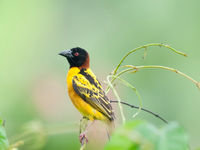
72 68 114 121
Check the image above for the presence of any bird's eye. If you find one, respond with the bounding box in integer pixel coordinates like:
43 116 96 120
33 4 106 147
74 52 79 56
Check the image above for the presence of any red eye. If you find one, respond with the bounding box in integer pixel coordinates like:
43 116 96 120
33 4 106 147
74 52 79 56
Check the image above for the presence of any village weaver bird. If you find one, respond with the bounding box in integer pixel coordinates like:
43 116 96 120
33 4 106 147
59 47 114 144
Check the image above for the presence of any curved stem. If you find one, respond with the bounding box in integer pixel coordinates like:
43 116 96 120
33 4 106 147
106 68 133 93
113 43 187 75
124 65 200 89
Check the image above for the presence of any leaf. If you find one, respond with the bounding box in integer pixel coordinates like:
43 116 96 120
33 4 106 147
0 119 9 150
157 122 188 150
104 120 189 150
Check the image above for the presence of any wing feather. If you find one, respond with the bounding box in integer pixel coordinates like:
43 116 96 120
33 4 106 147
72 69 114 121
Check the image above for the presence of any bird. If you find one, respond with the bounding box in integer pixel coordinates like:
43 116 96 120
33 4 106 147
59 47 114 144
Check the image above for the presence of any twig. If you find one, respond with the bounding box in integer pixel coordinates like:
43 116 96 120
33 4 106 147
110 100 168 124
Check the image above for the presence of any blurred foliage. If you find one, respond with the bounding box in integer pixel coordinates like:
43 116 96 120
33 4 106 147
105 120 188 150
0 119 9 150
15 121 47 150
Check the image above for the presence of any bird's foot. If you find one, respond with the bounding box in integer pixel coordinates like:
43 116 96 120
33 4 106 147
79 132 88 145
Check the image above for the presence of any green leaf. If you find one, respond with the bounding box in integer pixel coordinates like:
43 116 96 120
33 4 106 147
157 122 188 150
104 120 189 150
0 119 9 150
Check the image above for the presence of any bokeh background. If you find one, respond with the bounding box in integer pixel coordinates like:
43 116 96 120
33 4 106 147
0 0 200 149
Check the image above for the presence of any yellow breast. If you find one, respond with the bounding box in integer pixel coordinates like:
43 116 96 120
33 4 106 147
66 67 107 121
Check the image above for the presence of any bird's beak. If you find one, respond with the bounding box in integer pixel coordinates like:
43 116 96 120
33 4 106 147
59 50 73 57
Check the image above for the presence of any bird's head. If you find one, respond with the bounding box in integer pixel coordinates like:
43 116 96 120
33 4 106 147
59 47 89 68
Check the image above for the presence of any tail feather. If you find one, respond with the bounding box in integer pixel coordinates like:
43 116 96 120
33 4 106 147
106 120 115 140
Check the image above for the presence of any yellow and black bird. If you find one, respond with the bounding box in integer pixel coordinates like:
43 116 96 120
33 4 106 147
59 47 114 142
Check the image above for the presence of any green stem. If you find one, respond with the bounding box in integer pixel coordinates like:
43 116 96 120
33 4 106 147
124 65 200 89
80 143 86 150
107 75 126 124
113 77 143 118
105 68 133 93
113 43 187 75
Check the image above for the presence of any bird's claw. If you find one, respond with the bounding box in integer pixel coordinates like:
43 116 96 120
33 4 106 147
79 133 88 145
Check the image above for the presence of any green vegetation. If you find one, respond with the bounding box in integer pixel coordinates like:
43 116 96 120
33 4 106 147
0 119 9 150
106 43 199 126
105 120 188 150
104 44 198 150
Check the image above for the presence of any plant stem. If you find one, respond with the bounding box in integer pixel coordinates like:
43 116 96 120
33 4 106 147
124 65 200 89
111 77 143 118
113 43 187 75
107 75 126 124
106 68 133 93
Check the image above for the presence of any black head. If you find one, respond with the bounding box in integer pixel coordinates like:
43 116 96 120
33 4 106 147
59 47 89 68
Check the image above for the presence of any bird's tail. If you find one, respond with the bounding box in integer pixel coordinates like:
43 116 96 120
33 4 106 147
106 120 115 140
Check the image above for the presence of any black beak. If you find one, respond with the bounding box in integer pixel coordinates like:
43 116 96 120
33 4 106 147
59 50 73 57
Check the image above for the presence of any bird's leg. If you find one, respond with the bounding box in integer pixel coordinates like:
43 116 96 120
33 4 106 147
79 133 88 145
79 117 89 145
79 117 96 145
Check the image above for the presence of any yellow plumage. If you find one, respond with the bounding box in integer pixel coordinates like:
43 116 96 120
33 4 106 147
67 67 111 122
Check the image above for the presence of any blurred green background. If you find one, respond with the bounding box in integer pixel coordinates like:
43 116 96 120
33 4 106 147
0 0 200 149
